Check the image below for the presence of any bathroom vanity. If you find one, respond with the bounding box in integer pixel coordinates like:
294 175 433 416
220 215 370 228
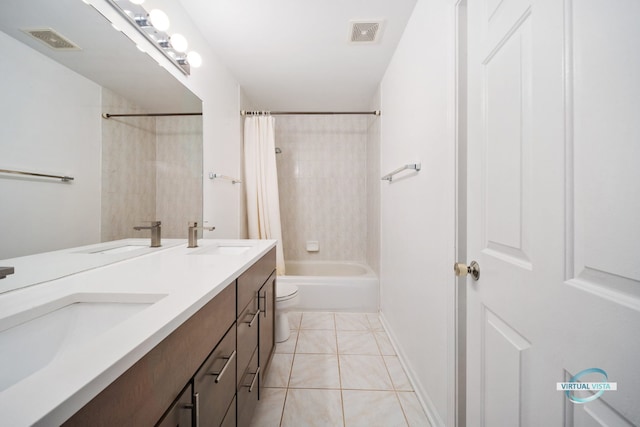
0 239 277 426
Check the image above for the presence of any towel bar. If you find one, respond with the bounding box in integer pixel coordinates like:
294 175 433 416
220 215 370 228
209 172 242 184
381 163 421 182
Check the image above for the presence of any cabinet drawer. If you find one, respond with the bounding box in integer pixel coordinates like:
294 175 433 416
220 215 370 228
237 300 259 386
237 248 276 314
155 382 193 427
193 325 236 427
237 348 259 427
220 396 236 427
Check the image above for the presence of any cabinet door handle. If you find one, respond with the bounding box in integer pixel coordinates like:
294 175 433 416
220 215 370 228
258 291 267 317
246 366 260 393
193 392 200 427
246 310 260 327
209 350 236 383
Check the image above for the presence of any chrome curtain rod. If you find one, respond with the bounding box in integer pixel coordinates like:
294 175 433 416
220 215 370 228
240 110 381 116
102 112 203 119
0 168 74 182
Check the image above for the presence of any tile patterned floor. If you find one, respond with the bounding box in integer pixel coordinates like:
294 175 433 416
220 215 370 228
249 312 431 427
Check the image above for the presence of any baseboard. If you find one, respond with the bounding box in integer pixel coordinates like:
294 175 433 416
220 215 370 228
379 311 446 427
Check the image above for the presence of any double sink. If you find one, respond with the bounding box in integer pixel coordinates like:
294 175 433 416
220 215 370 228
0 239 257 394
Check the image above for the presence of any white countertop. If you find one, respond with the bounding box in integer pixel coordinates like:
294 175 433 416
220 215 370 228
0 238 277 426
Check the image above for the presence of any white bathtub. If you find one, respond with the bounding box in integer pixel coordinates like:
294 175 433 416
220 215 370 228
278 261 379 312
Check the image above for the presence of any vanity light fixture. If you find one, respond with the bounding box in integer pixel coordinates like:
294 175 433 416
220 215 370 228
106 0 203 75
170 33 188 52
187 51 202 68
148 9 170 31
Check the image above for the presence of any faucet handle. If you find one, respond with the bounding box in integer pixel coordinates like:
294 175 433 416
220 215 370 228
134 220 161 228
188 221 215 231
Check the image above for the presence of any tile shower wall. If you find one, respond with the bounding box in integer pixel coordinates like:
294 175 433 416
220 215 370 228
156 116 203 238
275 116 368 262
101 89 156 242
101 89 202 241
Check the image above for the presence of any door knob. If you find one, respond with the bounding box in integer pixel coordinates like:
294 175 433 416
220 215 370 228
454 261 480 281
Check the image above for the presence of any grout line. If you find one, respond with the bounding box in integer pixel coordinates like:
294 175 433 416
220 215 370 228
258 311 410 427
279 387 287 427
333 312 347 427
394 391 411 427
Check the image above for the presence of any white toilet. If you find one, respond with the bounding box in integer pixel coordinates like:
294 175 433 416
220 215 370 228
275 282 299 342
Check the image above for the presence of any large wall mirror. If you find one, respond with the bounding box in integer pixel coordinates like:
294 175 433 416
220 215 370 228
0 0 203 261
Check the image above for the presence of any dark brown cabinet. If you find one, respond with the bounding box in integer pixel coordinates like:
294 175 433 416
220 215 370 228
237 348 259 427
235 248 276 427
193 326 236 427
258 273 275 393
63 247 276 427
156 383 193 427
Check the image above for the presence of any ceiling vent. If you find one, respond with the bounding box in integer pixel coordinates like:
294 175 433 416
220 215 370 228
23 28 80 50
349 21 384 43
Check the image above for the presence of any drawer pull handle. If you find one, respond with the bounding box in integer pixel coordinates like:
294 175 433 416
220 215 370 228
210 350 236 383
245 366 260 393
193 392 200 427
258 291 267 317
247 310 260 327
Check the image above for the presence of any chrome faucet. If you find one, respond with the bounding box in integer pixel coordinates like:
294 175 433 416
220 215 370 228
188 221 215 248
133 221 162 247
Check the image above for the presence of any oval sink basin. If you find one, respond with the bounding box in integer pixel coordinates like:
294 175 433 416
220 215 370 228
0 292 165 392
215 246 252 255
87 245 149 254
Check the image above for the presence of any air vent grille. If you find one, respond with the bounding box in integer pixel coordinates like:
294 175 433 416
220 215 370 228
350 21 382 43
23 28 80 50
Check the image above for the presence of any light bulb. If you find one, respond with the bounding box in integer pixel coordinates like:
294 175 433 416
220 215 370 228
170 34 188 52
130 0 144 4
187 51 202 68
148 9 170 31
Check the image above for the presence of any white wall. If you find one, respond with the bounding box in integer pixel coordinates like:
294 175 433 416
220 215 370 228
0 31 102 259
237 88 255 239
367 90 382 275
379 0 456 425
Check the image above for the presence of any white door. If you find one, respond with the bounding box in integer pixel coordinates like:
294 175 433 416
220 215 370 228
465 0 640 425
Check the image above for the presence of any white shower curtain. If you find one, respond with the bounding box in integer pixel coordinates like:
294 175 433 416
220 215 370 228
243 116 285 275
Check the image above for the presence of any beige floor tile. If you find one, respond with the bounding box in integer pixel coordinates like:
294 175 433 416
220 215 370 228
384 356 413 391
339 355 393 390
397 392 432 427
289 354 341 389
288 311 303 330
275 329 299 354
249 312 427 427
250 388 286 427
281 389 344 427
297 329 337 354
264 353 294 388
342 390 407 427
337 331 380 355
335 313 370 331
301 312 336 330
374 331 396 355
366 313 385 331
